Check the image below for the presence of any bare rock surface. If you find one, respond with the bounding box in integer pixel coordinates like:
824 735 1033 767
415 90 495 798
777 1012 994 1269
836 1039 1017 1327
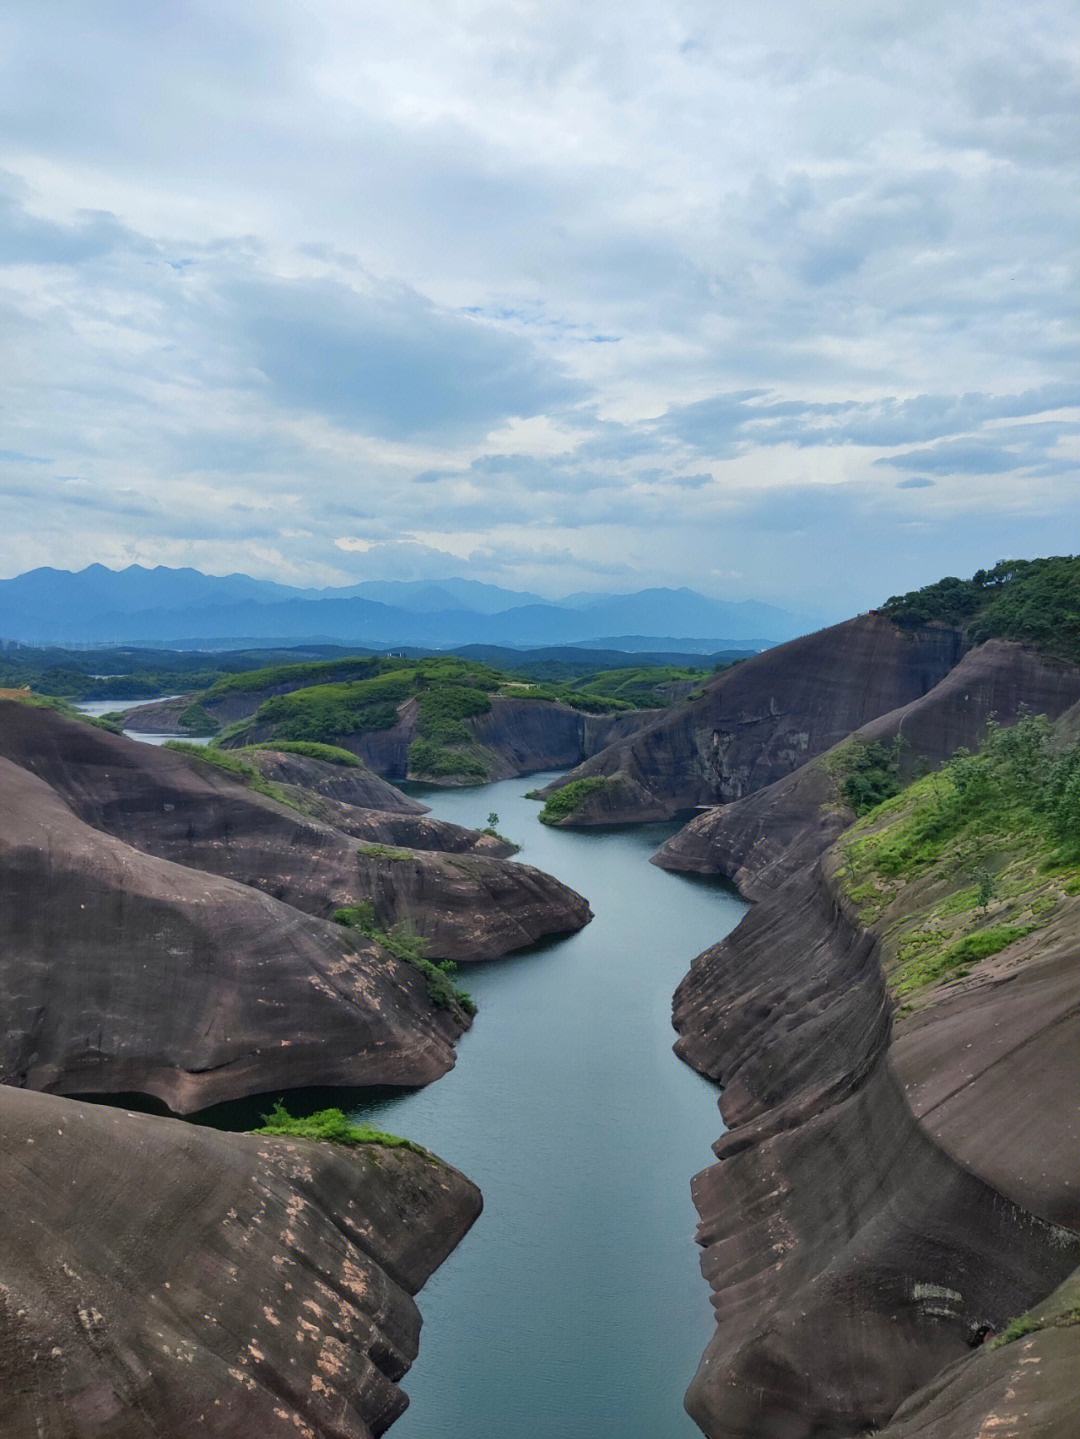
540 614 965 823
663 635 1080 1437
0 702 590 961
874 1267 1080 1439
0 1085 481 1438
0 754 461 1112
655 638 1080 882
243 747 429 814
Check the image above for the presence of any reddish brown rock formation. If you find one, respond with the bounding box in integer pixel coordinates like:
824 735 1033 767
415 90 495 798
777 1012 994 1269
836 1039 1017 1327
658 636 1080 1437
0 702 590 962
538 614 965 823
0 1085 480 1437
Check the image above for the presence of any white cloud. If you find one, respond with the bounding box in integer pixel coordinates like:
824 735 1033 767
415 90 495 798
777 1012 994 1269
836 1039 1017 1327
0 1 1076 606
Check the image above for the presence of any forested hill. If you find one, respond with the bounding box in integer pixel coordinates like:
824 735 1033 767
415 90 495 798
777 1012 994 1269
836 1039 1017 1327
881 555 1080 662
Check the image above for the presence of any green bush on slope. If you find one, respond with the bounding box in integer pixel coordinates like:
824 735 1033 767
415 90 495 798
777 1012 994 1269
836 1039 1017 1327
881 555 1080 662
538 776 614 824
333 905 476 1016
252 1100 431 1156
838 715 1080 995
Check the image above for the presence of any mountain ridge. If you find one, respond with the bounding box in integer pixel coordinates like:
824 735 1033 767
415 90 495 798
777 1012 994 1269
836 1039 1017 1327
0 562 813 647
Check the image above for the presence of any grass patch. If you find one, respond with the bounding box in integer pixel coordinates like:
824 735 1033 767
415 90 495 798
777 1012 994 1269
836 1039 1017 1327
991 1307 1080 1349
246 740 363 767
252 1100 432 1157
204 655 383 698
334 905 476 1016
539 775 613 824
357 842 414 861
163 741 299 808
837 714 1080 996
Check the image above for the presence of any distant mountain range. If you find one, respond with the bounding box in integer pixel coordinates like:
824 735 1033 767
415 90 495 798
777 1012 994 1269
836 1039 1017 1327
0 564 815 650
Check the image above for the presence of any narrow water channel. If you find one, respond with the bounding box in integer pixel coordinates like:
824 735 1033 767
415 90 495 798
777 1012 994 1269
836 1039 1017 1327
352 772 747 1439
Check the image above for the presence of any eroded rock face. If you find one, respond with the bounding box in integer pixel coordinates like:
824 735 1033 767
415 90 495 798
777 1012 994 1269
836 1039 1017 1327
655 639 1080 883
0 755 461 1112
0 703 590 962
233 692 660 786
243 748 429 815
0 1085 481 1437
666 639 1080 1437
873 1267 1080 1439
540 615 965 824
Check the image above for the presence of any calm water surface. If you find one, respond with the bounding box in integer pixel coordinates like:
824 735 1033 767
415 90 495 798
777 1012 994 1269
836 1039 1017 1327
352 772 746 1439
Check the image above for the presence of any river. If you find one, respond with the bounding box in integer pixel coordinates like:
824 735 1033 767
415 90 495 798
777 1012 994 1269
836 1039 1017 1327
350 771 746 1439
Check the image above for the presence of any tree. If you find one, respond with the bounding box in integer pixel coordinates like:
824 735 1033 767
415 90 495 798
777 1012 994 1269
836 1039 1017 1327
487 811 499 829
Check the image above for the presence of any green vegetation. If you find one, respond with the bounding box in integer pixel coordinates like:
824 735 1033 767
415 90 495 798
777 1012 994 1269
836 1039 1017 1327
246 739 363 766
334 905 476 1016
538 775 614 824
839 715 1080 996
414 680 492 743
408 738 490 780
252 1100 432 1157
881 555 1080 662
0 642 364 702
827 736 904 815
357 842 414 860
0 688 123 732
177 701 219 735
568 664 703 708
163 741 297 808
204 655 382 698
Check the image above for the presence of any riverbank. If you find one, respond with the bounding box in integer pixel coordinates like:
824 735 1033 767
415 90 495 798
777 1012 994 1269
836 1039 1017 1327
345 772 747 1439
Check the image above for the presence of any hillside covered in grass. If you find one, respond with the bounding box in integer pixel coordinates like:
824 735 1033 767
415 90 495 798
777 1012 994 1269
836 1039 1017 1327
838 713 1080 1001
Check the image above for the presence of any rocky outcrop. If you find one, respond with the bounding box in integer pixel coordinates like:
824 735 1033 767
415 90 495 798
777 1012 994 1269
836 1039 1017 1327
874 1266 1080 1439
234 692 659 786
655 637 1080 882
539 615 965 823
0 754 463 1112
665 639 1080 1437
0 1085 481 1437
243 747 429 815
0 702 590 961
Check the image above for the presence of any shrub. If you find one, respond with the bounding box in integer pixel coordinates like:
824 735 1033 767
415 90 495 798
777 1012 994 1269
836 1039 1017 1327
829 737 904 815
881 555 1080 662
408 738 489 780
334 907 476 1015
358 842 414 861
246 740 363 767
177 701 219 735
252 1100 431 1156
539 776 613 824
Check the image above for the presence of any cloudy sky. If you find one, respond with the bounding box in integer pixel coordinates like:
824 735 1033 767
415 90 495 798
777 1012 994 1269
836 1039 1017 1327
0 1 1077 614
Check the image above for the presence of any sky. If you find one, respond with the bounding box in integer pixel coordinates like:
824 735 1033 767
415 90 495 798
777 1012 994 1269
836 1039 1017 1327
0 0 1077 616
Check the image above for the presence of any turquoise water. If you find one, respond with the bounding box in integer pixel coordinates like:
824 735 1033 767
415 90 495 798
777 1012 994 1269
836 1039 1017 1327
351 772 746 1439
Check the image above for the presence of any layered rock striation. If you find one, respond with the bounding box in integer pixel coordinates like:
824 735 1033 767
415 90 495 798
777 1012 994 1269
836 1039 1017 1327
538 614 966 823
660 636 1080 1437
0 701 589 1112
0 1085 481 1437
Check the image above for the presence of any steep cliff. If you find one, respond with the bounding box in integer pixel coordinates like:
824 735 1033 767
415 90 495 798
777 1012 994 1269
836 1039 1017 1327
663 635 1080 1437
0 1085 480 1438
538 615 965 824
237 691 658 786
